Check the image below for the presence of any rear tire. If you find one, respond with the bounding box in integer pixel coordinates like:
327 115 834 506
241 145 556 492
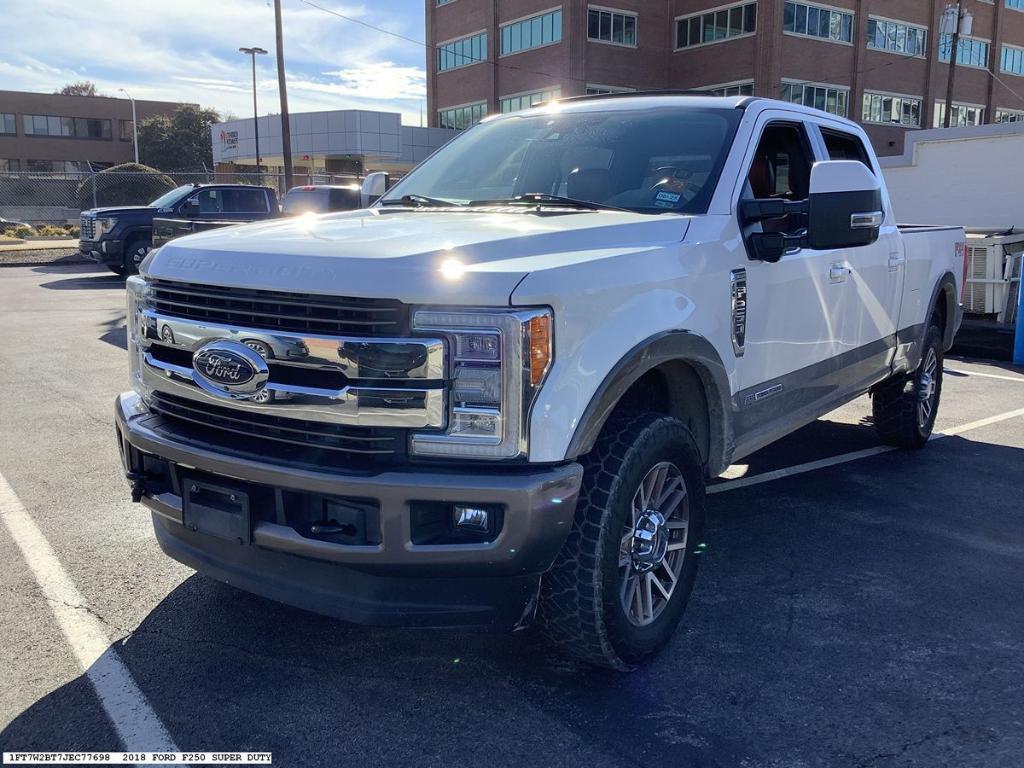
872 322 944 448
538 412 706 670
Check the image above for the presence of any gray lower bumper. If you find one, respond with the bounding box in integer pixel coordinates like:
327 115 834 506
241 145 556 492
115 392 582 628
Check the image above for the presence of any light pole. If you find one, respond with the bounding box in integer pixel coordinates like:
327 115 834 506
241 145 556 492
117 88 138 164
940 3 974 128
239 46 268 177
273 0 294 191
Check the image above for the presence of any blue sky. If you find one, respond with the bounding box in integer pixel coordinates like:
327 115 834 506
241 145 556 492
2 0 429 124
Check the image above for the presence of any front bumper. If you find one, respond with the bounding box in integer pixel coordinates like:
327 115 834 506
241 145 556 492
80 238 123 265
115 392 582 629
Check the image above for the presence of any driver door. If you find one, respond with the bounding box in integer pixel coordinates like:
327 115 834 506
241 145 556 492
734 119 846 403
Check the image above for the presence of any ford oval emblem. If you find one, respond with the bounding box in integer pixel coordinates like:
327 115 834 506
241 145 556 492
191 340 270 399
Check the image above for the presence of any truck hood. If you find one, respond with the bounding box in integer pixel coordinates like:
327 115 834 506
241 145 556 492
143 208 690 306
84 206 154 217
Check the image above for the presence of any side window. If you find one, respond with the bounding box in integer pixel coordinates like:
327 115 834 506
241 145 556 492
192 189 223 214
222 188 268 213
822 129 871 168
743 122 814 232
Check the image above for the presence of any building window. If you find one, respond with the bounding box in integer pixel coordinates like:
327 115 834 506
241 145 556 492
702 81 754 96
438 32 487 72
781 82 849 116
676 3 755 49
22 114 112 140
862 92 922 127
500 88 562 113
1008 0 1024 9
995 108 1024 122
1001 45 1024 75
25 159 90 173
0 159 20 173
437 0 456 5
867 18 927 57
438 102 487 130
783 2 853 44
939 34 989 68
0 113 15 135
933 101 985 127
502 9 563 55
588 7 637 46
585 84 635 95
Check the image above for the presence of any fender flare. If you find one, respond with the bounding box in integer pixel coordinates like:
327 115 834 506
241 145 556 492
928 271 959 351
563 330 734 475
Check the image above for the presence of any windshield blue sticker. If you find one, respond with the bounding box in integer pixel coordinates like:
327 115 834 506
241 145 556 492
655 190 681 207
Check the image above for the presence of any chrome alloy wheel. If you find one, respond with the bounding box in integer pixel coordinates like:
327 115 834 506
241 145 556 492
917 347 938 429
619 461 689 627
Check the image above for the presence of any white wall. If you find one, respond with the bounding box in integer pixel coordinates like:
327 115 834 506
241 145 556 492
880 123 1024 230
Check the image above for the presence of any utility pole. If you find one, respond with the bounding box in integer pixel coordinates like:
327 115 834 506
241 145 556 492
118 88 139 164
274 0 294 191
941 2 973 128
239 47 268 178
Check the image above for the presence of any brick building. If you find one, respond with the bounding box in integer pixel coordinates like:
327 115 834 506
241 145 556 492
0 90 186 173
425 0 1024 155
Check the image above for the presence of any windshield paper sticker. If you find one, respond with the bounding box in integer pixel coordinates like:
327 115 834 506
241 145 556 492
655 190 681 208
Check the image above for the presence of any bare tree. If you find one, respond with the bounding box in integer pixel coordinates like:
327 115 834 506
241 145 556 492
55 81 100 97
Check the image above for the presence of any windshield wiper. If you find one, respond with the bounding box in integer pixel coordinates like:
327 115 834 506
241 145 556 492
468 193 629 212
379 194 461 208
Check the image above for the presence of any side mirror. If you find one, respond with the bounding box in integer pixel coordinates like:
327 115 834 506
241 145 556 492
806 161 883 250
360 172 389 207
181 198 201 218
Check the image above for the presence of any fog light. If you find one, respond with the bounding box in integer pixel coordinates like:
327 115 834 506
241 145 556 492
454 505 489 531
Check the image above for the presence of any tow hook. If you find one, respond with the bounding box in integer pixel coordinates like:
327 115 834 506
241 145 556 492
125 470 147 503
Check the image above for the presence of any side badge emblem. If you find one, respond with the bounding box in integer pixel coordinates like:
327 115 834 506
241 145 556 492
730 268 747 357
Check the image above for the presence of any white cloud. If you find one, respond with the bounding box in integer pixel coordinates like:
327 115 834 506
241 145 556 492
1 0 427 124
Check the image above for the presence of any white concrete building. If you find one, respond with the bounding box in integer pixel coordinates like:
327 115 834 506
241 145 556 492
212 109 457 177
880 122 1024 231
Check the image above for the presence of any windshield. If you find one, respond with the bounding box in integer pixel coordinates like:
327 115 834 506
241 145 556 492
380 106 742 215
149 186 194 209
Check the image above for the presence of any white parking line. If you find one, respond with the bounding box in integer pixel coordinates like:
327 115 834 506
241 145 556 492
0 471 178 753
710 407 1024 494
945 367 1024 384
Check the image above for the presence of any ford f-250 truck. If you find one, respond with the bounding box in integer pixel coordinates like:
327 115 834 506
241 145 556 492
81 183 278 275
116 94 964 669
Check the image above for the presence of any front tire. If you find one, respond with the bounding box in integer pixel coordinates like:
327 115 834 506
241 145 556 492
538 412 706 670
872 322 944 448
124 238 152 275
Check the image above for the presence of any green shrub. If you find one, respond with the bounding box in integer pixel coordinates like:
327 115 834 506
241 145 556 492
6 224 36 238
77 162 176 210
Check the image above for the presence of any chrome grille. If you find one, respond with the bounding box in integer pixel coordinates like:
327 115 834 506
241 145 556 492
149 280 408 336
149 392 405 468
80 215 96 240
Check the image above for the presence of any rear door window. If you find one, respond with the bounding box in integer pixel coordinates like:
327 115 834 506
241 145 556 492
222 188 269 213
821 129 871 168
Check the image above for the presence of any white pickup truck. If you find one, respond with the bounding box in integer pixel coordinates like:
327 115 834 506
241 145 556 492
117 94 964 669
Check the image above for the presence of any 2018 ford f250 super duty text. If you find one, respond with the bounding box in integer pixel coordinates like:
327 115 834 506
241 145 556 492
116 94 964 669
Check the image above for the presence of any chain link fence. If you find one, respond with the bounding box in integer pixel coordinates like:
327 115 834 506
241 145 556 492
0 170 374 226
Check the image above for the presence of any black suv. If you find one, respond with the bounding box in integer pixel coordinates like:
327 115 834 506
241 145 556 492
80 184 279 275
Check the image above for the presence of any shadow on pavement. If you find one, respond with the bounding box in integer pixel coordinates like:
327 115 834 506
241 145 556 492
39 275 126 291
3 436 1022 767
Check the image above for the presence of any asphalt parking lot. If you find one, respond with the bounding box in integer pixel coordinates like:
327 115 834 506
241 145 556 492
1 263 1022 768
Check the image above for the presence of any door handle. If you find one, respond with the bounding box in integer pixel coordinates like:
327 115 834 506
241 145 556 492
829 263 851 283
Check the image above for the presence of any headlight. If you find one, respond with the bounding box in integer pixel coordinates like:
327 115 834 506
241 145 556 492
125 275 151 402
410 308 553 460
97 217 118 237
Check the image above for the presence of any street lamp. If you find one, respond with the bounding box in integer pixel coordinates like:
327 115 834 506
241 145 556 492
239 46 268 176
940 3 975 128
117 88 139 164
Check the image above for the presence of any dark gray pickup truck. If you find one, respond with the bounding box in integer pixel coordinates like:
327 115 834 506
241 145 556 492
81 184 279 275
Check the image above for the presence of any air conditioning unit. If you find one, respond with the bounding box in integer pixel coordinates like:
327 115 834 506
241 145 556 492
963 233 1024 321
